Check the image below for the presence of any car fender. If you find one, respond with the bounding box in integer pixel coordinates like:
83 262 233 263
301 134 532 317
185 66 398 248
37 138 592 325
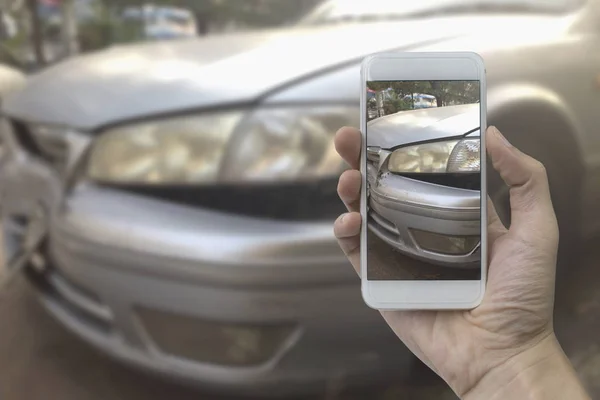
486 82 584 174
486 82 593 264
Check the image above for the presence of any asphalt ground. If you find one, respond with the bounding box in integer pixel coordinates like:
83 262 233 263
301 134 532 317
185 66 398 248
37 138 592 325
367 233 479 280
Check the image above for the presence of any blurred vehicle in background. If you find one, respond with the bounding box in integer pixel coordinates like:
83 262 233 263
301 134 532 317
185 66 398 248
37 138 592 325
1 0 599 395
121 5 198 40
402 93 438 109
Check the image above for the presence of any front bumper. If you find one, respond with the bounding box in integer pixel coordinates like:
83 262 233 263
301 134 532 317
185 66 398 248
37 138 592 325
367 167 481 267
1 150 410 395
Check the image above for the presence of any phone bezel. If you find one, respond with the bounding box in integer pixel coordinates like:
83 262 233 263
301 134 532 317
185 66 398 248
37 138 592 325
360 52 487 310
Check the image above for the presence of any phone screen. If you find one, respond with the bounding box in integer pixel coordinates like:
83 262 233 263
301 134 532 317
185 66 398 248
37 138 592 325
366 80 481 281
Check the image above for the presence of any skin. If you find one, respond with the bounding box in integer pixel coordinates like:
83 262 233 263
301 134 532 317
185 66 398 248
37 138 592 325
333 125 590 399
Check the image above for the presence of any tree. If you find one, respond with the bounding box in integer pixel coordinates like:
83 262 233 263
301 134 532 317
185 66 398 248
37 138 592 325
25 0 44 65
97 0 319 38
429 80 444 107
61 0 79 55
163 0 320 34
429 80 479 106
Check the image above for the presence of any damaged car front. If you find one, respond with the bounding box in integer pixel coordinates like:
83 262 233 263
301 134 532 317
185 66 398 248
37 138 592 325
0 34 410 394
366 103 481 267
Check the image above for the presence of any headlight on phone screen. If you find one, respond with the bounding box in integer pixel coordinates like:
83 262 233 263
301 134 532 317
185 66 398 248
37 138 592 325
387 138 480 174
86 106 359 185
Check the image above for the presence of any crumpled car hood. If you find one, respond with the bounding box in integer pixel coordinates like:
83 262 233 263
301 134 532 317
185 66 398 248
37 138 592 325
367 103 479 149
2 14 565 130
0 65 26 98
1 22 465 130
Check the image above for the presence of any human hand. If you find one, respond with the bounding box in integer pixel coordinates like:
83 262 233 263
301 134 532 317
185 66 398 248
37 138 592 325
333 126 590 399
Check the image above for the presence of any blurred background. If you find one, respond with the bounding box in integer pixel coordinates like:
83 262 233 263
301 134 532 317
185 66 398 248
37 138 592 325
0 0 320 69
1 0 600 399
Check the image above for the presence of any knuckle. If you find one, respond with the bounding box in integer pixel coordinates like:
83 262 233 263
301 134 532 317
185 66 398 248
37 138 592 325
535 161 547 175
337 177 347 198
530 160 548 180
512 187 537 211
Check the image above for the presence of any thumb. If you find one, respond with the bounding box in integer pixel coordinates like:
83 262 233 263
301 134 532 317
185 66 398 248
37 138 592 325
486 126 558 244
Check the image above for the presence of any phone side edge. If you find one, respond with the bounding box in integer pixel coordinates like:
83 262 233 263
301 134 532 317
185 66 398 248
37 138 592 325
360 55 371 306
477 52 488 309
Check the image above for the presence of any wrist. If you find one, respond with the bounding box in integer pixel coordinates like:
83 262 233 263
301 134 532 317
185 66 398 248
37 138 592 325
463 333 590 400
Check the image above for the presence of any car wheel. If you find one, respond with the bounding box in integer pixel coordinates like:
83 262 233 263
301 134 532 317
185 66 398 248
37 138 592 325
487 120 582 286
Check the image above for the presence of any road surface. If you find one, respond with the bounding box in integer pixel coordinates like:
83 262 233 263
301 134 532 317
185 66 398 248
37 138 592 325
367 234 480 280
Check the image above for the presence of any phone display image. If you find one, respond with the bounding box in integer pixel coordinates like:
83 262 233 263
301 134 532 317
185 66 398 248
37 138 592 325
366 80 481 281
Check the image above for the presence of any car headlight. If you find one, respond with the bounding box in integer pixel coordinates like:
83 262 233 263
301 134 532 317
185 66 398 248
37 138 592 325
87 112 243 184
221 106 357 183
87 106 358 184
387 137 480 174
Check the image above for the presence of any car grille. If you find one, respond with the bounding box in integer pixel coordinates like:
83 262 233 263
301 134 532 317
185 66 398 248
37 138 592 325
10 120 69 174
101 177 345 221
396 172 481 190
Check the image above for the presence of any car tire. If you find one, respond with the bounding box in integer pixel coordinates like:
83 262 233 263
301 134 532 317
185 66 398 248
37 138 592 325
487 117 582 287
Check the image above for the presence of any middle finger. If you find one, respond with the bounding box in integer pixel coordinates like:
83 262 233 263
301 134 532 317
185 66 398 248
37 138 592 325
338 169 361 212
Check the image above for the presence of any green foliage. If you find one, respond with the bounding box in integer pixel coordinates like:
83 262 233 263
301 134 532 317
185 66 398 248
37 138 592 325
0 17 28 68
100 0 320 28
428 80 480 106
79 18 147 51
382 91 412 114
160 0 319 26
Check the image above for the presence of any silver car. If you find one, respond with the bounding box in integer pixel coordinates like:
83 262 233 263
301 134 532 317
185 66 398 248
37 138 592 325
0 64 26 99
0 62 26 168
367 104 481 267
1 0 599 395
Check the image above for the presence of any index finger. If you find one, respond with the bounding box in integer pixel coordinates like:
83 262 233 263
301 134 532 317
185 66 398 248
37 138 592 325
334 126 362 169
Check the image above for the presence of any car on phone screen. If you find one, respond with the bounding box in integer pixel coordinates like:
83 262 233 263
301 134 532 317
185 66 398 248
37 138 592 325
1 0 598 395
367 103 481 267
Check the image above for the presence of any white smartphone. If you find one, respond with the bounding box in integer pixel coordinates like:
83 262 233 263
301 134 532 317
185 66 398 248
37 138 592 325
360 52 487 310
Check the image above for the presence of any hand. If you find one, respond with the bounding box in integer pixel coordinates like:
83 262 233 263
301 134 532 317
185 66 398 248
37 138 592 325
333 126 590 399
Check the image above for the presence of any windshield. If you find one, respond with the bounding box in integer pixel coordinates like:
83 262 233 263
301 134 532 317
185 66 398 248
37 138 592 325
299 0 584 25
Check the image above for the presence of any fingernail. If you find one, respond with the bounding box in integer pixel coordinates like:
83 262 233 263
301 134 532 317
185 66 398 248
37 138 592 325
490 126 512 147
339 213 347 224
